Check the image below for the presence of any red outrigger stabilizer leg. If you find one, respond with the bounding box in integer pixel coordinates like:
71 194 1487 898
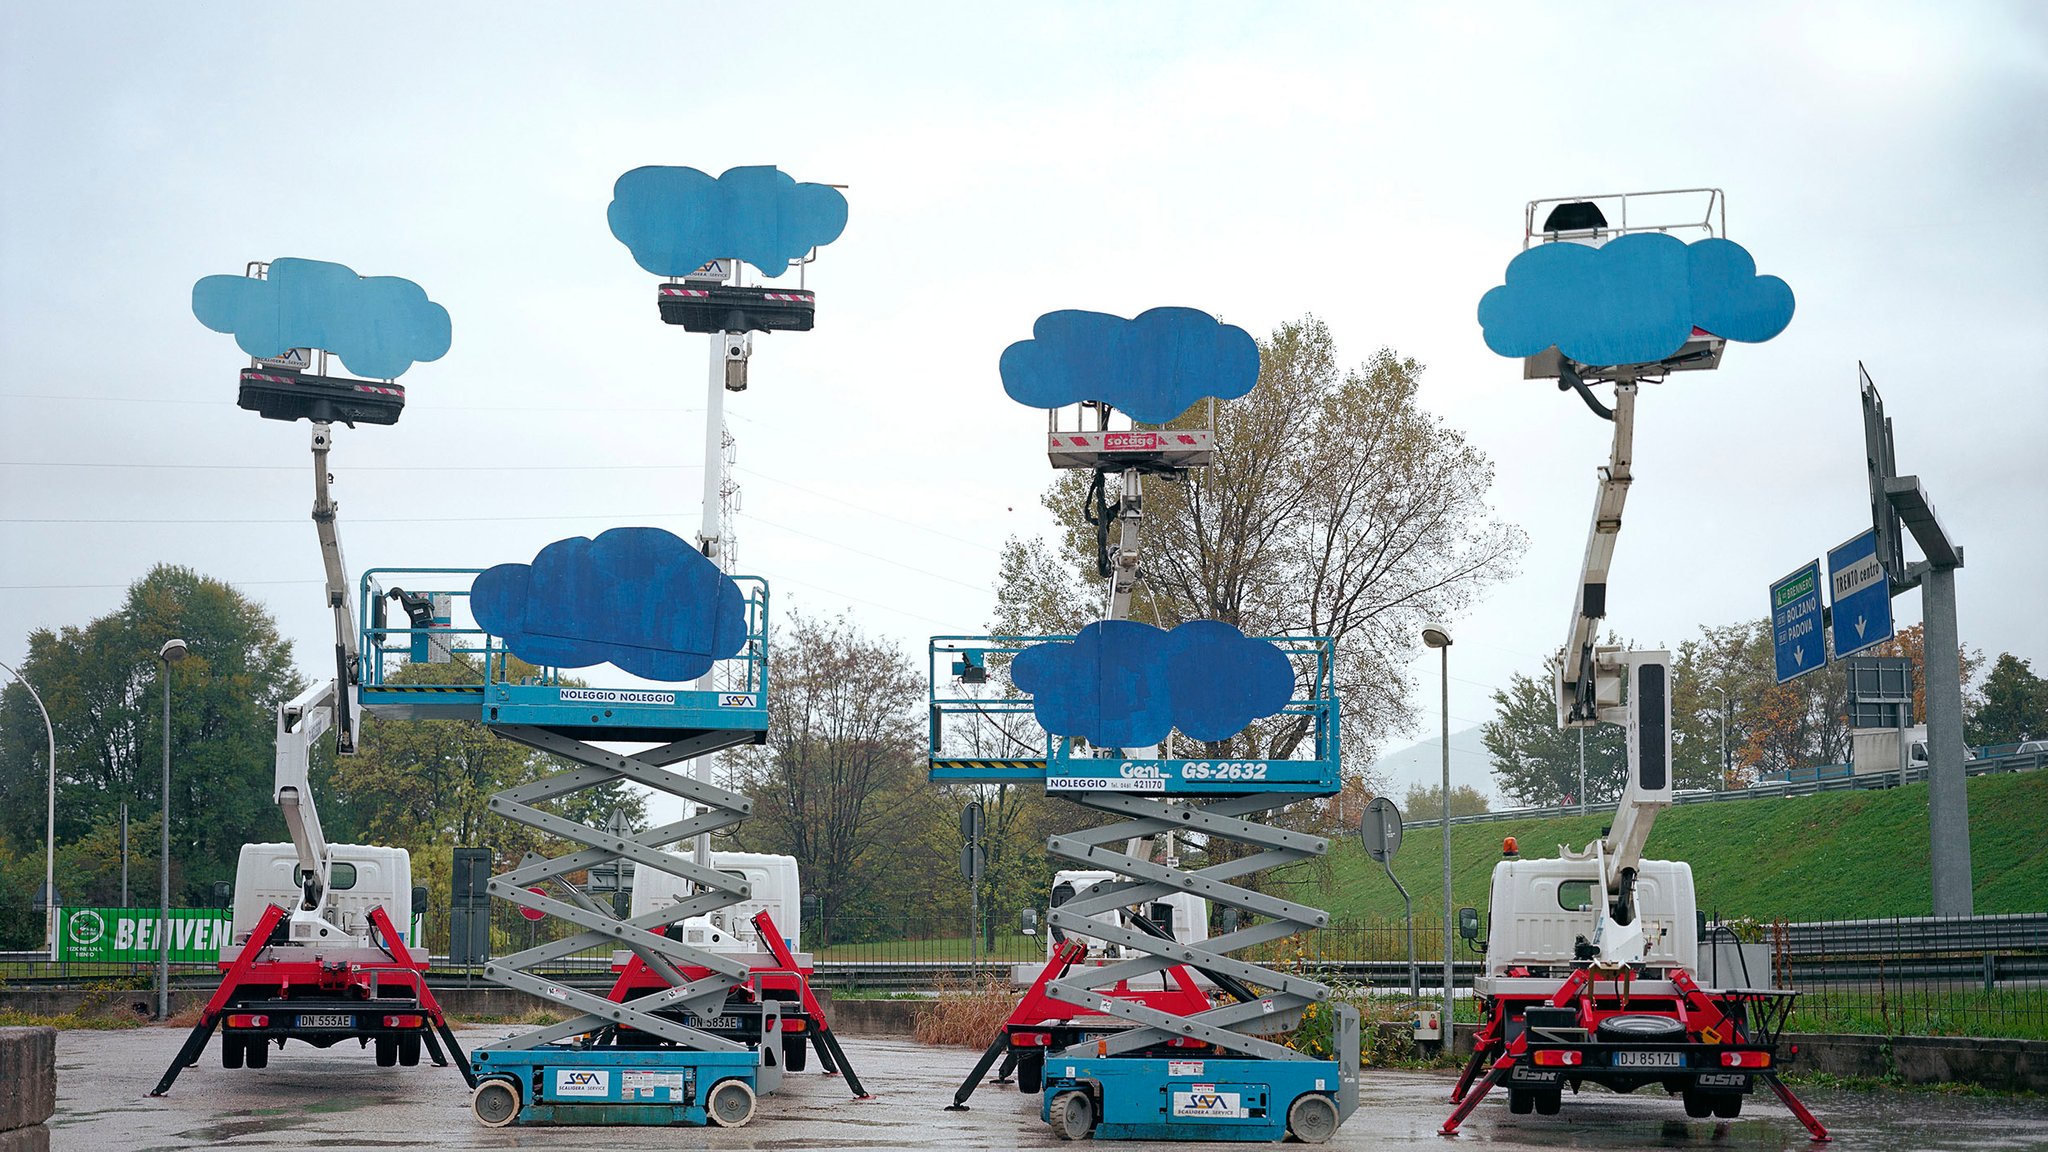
151 904 289 1096
367 905 474 1089
754 910 872 1099
1763 1074 1831 1142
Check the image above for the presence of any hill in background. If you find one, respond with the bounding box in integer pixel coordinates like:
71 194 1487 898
1314 770 2048 924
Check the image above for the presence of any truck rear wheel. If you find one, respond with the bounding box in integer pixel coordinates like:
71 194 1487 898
1507 1088 1533 1114
783 1033 808 1072
1018 1051 1044 1094
706 1079 757 1128
1711 1094 1742 1119
399 1034 422 1067
1682 1090 1713 1118
472 1079 519 1127
245 1039 269 1069
374 1037 397 1067
222 1037 244 1068
1534 1089 1561 1115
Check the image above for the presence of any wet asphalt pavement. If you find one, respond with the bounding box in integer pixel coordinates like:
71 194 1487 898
47 1025 2048 1151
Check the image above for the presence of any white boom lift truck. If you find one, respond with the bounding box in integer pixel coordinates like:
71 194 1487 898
153 348 470 1095
1439 192 1826 1141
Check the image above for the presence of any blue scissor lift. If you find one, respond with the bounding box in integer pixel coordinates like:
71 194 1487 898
928 635 1360 1142
357 568 783 1128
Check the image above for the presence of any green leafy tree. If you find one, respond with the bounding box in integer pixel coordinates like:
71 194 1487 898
1969 653 2048 745
1402 782 1491 818
1482 657 1627 807
0 566 303 911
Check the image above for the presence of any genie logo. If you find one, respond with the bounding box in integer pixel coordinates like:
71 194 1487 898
1119 763 1164 780
553 1068 610 1097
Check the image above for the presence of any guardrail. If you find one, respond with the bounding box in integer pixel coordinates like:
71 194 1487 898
1405 750 2046 830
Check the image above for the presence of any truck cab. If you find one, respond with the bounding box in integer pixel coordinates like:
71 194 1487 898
624 850 803 959
228 842 419 955
1475 856 1696 993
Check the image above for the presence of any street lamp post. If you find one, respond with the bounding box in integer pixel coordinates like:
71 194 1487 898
1422 623 1454 1053
157 638 188 1020
0 659 58 957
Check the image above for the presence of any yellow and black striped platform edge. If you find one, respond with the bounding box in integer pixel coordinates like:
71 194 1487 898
929 758 1046 771
362 685 486 694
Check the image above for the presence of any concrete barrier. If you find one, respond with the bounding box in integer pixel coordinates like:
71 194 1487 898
0 1026 56 1152
1785 1032 2048 1094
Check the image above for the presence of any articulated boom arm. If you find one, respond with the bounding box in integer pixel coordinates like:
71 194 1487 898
309 423 361 754
1556 383 1636 729
276 679 337 913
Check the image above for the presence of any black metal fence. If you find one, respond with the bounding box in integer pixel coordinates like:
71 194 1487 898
7 911 2044 1040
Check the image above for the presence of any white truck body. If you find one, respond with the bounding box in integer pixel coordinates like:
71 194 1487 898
1474 855 1697 997
621 851 809 966
227 842 416 960
1011 868 1210 986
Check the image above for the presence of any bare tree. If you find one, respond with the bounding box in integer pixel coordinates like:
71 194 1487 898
724 613 926 942
1000 316 1527 775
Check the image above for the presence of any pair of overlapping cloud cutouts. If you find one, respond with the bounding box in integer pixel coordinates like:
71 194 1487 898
470 528 748 683
607 165 849 279
192 257 451 380
1011 620 1295 749
1476 233 1794 369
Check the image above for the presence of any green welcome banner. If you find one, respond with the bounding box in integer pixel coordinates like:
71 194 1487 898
57 907 234 963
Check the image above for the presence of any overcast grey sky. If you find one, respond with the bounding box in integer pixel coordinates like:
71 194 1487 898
3 3 2044 795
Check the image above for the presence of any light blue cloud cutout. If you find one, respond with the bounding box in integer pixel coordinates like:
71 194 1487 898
469 527 748 683
607 165 849 279
999 307 1262 424
191 257 451 380
1476 233 1794 368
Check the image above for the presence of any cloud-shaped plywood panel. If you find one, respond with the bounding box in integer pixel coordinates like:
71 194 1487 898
999 307 1261 424
608 165 849 279
191 258 452 380
1476 234 1793 369
469 527 747 682
1010 619 1294 749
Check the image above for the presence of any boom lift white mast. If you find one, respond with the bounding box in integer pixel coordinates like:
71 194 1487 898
274 420 365 939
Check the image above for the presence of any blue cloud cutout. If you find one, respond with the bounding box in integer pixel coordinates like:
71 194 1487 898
608 165 849 279
999 307 1262 424
1476 234 1794 368
191 257 452 380
1010 620 1294 749
469 527 747 682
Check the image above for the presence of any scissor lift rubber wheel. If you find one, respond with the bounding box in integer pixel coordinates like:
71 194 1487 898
707 1078 757 1128
1049 1090 1095 1141
1287 1093 1339 1144
472 1079 520 1127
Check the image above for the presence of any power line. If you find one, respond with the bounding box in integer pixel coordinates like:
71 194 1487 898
0 461 701 473
732 465 1003 555
734 511 990 594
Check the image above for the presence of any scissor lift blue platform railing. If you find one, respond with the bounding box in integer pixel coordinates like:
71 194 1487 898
355 567 772 740
924 633 1340 794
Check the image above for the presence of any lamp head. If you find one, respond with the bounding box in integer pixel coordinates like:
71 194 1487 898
1421 623 1453 649
159 638 188 663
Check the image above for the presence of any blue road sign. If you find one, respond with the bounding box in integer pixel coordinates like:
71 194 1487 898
1770 561 1826 684
1829 528 1894 660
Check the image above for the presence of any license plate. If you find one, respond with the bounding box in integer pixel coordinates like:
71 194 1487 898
1611 1050 1683 1068
684 1015 741 1030
296 1013 352 1029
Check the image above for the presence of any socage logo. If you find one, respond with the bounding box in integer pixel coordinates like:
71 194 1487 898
67 909 105 947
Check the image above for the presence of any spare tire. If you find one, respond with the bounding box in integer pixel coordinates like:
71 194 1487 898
1596 1014 1687 1042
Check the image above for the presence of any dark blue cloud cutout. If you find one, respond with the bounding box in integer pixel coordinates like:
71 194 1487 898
999 307 1262 424
469 527 747 682
1476 234 1794 368
1010 620 1294 749
607 165 849 279
191 257 452 380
